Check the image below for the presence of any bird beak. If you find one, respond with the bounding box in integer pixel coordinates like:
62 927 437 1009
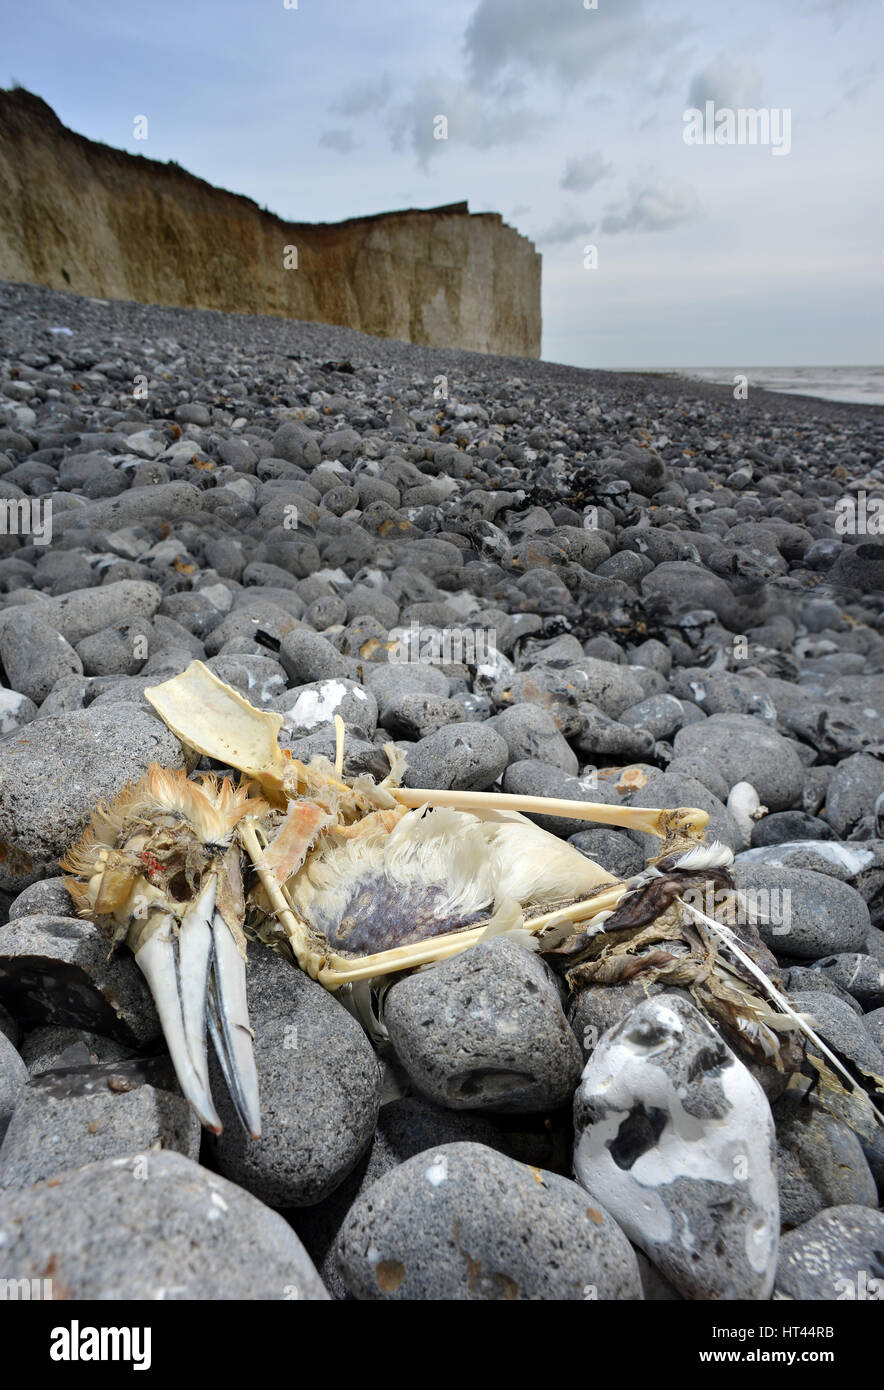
129 874 261 1139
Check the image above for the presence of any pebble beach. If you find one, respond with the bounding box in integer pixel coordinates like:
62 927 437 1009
0 277 882 1303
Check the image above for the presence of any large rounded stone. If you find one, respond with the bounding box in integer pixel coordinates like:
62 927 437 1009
0 1061 199 1191
574 994 779 1300
384 938 583 1113
732 865 870 958
773 1096 878 1229
0 915 159 1044
0 703 185 891
401 723 508 791
775 1205 884 1300
209 944 380 1207
293 1095 512 1300
787 992 884 1078
825 753 884 837
486 703 578 775
0 579 162 645
0 608 83 703
336 1141 642 1300
673 714 804 811
811 953 884 1009
271 678 378 738
0 1149 329 1299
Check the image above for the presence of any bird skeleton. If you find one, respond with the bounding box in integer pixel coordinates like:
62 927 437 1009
62 659 880 1139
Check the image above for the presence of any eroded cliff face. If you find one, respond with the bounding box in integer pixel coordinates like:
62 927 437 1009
0 89 541 357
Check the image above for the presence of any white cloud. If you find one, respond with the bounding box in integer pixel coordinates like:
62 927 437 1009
600 177 702 234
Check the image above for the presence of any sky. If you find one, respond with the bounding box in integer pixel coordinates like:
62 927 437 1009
3 0 882 368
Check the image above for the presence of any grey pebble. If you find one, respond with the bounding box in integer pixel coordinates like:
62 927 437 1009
618 693 687 741
811 953 884 1009
336 1141 642 1300
74 618 151 677
733 864 871 958
0 915 159 1045
487 702 578 775
825 753 884 837
272 677 378 738
0 686 38 734
568 827 644 880
363 658 450 704
863 1007 884 1053
0 1149 329 1299
0 579 162 646
573 706 655 761
209 943 380 1207
566 657 646 719
7 876 75 921
568 982 681 1061
0 703 185 891
673 713 804 811
60 482 205 535
775 1205 884 1300
780 966 863 1016
279 628 360 684
378 691 466 739
664 755 729 804
0 608 83 702
0 1032 28 1142
293 1095 513 1299
787 991 884 1077
18 1024 135 1073
0 1063 200 1191
402 722 508 790
383 938 583 1112
773 1096 878 1229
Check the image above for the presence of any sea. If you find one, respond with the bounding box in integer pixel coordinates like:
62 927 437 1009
669 366 884 409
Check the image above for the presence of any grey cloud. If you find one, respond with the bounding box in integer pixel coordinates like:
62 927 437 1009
319 128 356 154
688 57 763 114
465 0 675 87
839 59 881 105
533 208 590 245
332 74 393 117
600 178 702 235
561 150 612 192
389 79 542 168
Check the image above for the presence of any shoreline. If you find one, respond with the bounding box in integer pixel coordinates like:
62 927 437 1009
3 278 883 423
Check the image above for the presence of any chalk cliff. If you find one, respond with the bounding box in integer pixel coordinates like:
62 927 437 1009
0 89 541 357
